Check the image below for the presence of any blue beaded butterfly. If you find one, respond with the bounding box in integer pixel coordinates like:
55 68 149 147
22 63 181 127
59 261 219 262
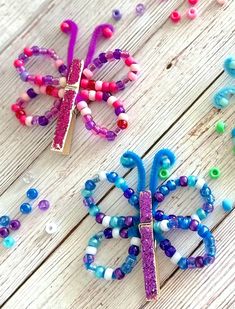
82 149 216 301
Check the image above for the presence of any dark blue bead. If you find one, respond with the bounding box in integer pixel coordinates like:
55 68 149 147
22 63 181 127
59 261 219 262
27 88 38 98
154 210 164 221
106 172 118 183
175 179 180 186
200 185 211 197
20 203 32 214
26 188 39 200
166 180 177 191
0 216 10 227
99 52 108 63
202 202 214 213
198 225 210 238
85 180 96 191
160 239 171 250
165 245 176 257
128 245 140 256
123 188 134 199
104 228 113 239
159 185 169 196
168 218 178 229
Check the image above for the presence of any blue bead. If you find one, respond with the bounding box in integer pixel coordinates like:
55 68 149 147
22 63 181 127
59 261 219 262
115 177 126 189
110 216 119 227
154 232 164 243
128 245 140 256
179 216 191 229
128 227 140 238
26 188 39 200
117 216 126 227
106 172 118 183
166 180 177 191
222 199 233 212
154 210 164 221
20 203 32 214
204 234 215 247
129 194 139 207
188 175 197 187
88 237 100 248
207 246 216 257
232 128 235 138
0 215 10 227
123 188 134 199
206 195 215 204
85 180 96 191
198 225 210 238
159 185 169 196
175 178 180 186
2 236 15 249
200 185 211 197
89 205 99 216
177 216 184 227
177 257 188 269
81 189 92 198
196 208 207 220
95 266 105 278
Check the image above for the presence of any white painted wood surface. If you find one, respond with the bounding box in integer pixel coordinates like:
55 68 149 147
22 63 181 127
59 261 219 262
0 0 234 308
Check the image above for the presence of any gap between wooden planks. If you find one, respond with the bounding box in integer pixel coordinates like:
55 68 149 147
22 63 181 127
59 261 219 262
0 0 234 306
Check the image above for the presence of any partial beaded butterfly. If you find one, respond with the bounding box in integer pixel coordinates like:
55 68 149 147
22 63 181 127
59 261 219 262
82 149 216 301
12 19 140 155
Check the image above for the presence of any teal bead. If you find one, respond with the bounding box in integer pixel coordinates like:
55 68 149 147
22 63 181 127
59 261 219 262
120 156 135 168
3 236 15 249
222 199 233 212
88 264 97 272
81 189 92 198
89 205 100 217
95 266 105 278
88 237 101 248
154 231 164 243
162 157 171 169
110 216 119 227
153 222 161 233
115 177 126 189
188 175 197 187
196 208 207 220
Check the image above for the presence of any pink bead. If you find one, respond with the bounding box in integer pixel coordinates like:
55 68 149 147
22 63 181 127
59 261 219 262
60 21 70 33
95 81 103 91
170 11 181 23
21 92 30 102
34 75 43 86
186 7 198 19
14 59 24 67
55 59 64 68
125 57 136 66
83 68 93 79
81 79 89 88
102 27 113 38
109 82 118 93
80 90 89 100
40 86 47 94
11 104 21 112
19 115 26 125
113 100 123 108
188 0 199 5
95 91 103 101
128 72 138 81
23 47 33 57
76 101 88 111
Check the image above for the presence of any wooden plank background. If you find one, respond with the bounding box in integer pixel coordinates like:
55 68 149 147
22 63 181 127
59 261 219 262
0 0 234 308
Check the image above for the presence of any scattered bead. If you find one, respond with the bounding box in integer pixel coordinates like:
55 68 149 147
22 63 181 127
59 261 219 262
112 9 122 21
222 199 233 212
2 236 15 249
135 3 145 16
209 167 221 179
102 27 113 38
0 215 10 227
9 220 21 230
45 222 58 234
38 199 50 211
215 121 226 134
159 168 170 180
20 202 32 214
26 188 39 200
170 11 181 23
188 0 199 4
186 7 198 20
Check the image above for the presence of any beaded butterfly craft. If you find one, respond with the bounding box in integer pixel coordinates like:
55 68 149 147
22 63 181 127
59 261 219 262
82 149 216 301
213 56 235 153
12 20 140 155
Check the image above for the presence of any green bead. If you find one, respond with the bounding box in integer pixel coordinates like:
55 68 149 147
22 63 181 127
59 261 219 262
209 167 221 179
110 216 119 227
81 189 92 198
88 237 101 248
89 205 99 216
196 208 207 220
159 168 170 180
215 121 226 134
188 175 197 187
3 236 15 249
95 266 105 278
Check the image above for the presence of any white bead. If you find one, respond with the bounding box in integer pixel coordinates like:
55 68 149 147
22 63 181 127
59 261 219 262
104 268 114 280
107 96 117 106
160 220 170 232
88 90 96 101
95 81 103 91
191 214 201 223
102 216 111 227
130 237 141 246
25 116 33 127
45 222 58 234
34 86 41 94
118 113 129 121
59 77 67 87
99 171 107 181
85 246 97 255
83 68 93 79
112 228 120 239
76 100 88 111
58 88 65 98
80 107 92 116
171 251 182 264
130 63 140 72
21 92 30 102
196 178 205 189
22 171 34 184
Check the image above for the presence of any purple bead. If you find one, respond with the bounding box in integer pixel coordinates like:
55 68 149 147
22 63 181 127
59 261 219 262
83 197 95 207
124 216 133 227
32 46 40 55
39 48 48 54
189 219 199 231
165 245 176 257
195 256 204 268
31 115 39 125
93 58 103 68
104 228 113 239
168 214 177 221
112 9 122 21
83 254 94 264
38 116 49 126
179 176 188 187
38 199 50 211
99 53 108 63
96 213 105 224
203 203 214 213
136 3 145 16
102 92 111 101
9 220 21 231
0 227 9 238
106 131 117 141
19 53 28 61
203 254 215 265
154 192 164 202
120 228 128 238
44 111 53 120
115 106 125 116
116 80 125 90
188 257 196 269
160 239 171 250
128 245 140 256
27 88 37 99
123 188 134 199
113 49 121 59
43 75 53 85
85 120 95 130
114 267 125 280
58 64 67 73
154 210 164 221
20 71 29 81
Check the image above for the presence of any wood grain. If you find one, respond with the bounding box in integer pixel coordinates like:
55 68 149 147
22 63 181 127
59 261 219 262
0 0 234 308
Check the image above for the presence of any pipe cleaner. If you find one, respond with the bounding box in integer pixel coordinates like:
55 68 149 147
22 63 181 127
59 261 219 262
12 20 140 155
213 56 235 154
82 149 216 301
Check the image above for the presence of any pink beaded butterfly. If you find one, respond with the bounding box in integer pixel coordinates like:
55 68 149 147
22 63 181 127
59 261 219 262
12 20 140 155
